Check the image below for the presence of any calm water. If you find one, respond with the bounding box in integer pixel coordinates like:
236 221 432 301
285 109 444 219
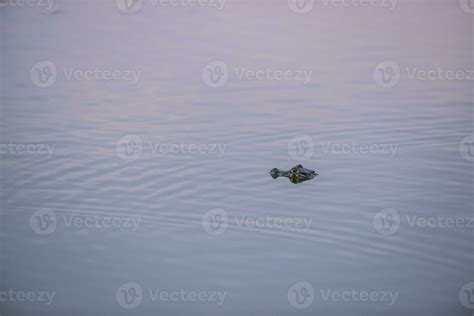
1 1 473 315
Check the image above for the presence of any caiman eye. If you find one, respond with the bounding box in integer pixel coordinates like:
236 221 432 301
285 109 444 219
291 168 297 173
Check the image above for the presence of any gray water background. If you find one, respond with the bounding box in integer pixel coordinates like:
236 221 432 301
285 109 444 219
0 0 473 315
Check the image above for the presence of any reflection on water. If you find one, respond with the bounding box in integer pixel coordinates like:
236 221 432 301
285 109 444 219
0 0 473 315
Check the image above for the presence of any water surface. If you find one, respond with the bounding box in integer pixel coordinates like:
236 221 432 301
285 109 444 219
1 1 473 315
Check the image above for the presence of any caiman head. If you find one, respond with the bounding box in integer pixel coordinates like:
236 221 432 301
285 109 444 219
270 164 318 184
